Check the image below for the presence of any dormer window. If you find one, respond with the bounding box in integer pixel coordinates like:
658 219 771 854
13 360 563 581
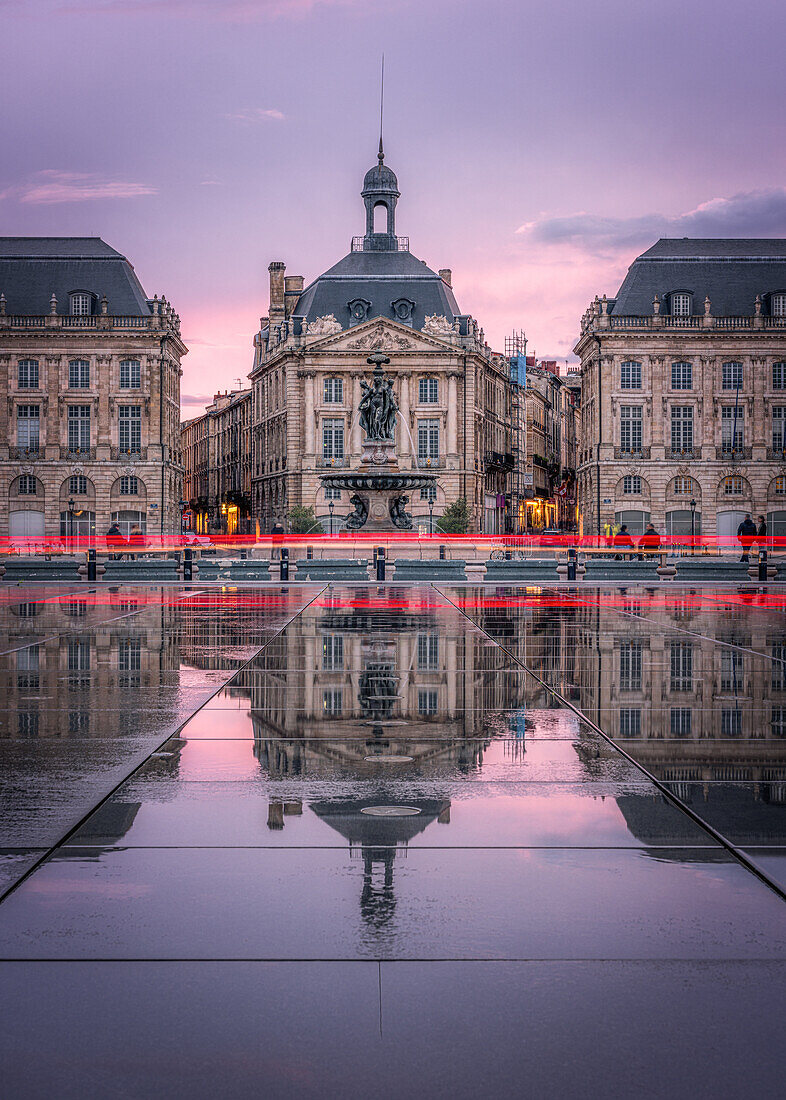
670 292 692 317
391 297 415 324
772 293 786 317
70 292 92 316
347 298 371 325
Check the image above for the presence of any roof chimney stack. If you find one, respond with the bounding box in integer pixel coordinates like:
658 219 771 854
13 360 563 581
439 269 452 288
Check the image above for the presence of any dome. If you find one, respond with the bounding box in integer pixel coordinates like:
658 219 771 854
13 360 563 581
362 162 399 196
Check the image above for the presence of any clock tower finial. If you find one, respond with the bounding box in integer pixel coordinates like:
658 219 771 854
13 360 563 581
378 53 385 165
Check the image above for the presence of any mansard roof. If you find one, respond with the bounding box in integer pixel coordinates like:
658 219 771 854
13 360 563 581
612 237 786 316
0 236 152 315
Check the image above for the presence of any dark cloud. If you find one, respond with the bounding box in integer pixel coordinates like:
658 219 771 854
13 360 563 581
517 189 786 253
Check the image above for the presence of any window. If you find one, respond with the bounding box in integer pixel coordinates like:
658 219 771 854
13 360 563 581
619 407 643 453
67 405 90 452
321 634 344 670
120 476 139 495
70 292 91 316
623 475 642 495
773 363 786 390
721 708 742 737
723 476 744 495
670 642 693 691
18 712 39 738
670 406 694 452
721 650 744 692
417 632 439 670
619 640 642 691
673 476 693 495
17 359 38 389
671 361 692 390
324 486 341 501
18 475 37 495
120 360 141 389
619 708 641 737
67 639 90 670
119 406 142 453
775 476 786 495
771 647 786 690
722 361 743 390
772 705 786 738
322 418 344 461
323 377 343 404
419 377 439 403
671 293 692 316
772 293 786 317
16 405 40 451
418 689 438 716
70 475 88 495
670 708 692 737
773 407 786 453
118 638 142 672
69 711 90 734
417 419 440 461
69 360 90 388
721 406 744 452
420 483 437 502
619 361 642 390
322 689 342 716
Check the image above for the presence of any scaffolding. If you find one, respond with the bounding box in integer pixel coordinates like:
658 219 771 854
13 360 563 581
505 331 527 534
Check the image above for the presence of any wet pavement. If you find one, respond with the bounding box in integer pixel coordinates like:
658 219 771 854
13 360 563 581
0 583 785 1097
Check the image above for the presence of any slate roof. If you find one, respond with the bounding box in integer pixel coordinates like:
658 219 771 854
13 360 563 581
0 237 152 316
612 238 786 316
295 247 460 330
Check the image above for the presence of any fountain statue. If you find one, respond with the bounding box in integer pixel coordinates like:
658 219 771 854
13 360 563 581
320 351 438 531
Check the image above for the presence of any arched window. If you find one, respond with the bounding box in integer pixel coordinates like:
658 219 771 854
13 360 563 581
18 475 37 495
774 476 786 495
120 476 139 495
672 476 694 495
622 475 642 495
723 476 744 495
69 292 92 316
69 475 88 495
373 202 389 234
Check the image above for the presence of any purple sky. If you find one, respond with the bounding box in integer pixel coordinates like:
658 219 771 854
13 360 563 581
3 0 786 411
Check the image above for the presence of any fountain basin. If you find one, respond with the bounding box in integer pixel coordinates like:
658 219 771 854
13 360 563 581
320 471 438 532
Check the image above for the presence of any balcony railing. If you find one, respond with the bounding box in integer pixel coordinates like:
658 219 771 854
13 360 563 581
351 235 409 253
60 446 96 460
111 446 147 460
768 447 786 461
614 447 651 459
717 446 752 460
318 456 349 467
667 447 699 460
8 446 41 459
485 450 515 470
416 455 446 468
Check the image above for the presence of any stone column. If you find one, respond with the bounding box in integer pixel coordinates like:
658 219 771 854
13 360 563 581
447 372 458 455
303 371 315 456
398 371 410 458
351 372 362 454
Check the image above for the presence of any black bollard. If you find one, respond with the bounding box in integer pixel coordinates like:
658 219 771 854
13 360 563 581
759 548 768 583
375 546 386 581
439 544 446 561
567 547 577 581
87 548 97 582
306 546 313 560
280 547 289 581
184 547 193 581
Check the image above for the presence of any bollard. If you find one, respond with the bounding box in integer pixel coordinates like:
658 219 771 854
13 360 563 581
184 547 193 581
375 546 386 581
240 549 248 561
87 548 97 582
439 544 446 561
759 548 768 583
567 547 577 581
504 549 512 561
280 547 289 581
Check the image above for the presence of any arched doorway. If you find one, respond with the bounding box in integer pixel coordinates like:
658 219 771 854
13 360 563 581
9 510 45 538
717 510 748 551
614 509 650 536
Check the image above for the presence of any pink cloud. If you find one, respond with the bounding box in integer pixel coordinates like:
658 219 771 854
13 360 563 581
0 170 156 205
225 107 285 123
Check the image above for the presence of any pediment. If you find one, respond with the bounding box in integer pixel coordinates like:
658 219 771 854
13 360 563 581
306 317 457 354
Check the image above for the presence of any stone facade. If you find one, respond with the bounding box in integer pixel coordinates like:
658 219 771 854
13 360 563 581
575 239 786 540
0 238 185 543
181 388 252 535
521 362 580 530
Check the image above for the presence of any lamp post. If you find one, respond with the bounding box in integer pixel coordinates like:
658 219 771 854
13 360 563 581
178 498 187 537
429 496 434 534
67 496 75 548
690 497 696 555
328 499 334 536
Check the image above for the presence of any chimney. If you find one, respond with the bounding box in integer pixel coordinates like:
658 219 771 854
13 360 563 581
439 269 452 288
268 261 286 322
284 275 304 319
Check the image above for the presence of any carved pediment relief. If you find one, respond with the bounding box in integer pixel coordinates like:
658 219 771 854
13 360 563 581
306 317 450 354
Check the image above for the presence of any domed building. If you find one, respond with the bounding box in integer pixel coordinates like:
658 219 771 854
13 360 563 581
249 145 515 534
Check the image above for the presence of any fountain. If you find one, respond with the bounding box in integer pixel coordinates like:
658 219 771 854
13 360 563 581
320 351 438 531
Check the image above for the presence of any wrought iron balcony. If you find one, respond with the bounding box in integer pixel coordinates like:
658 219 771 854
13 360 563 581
667 448 699 460
8 446 41 459
318 456 349 467
768 447 786 461
416 455 446 468
717 446 752 461
614 447 651 459
351 235 409 253
111 446 147 460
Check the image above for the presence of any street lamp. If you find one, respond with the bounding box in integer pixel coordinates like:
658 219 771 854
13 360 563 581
689 497 696 555
67 496 75 547
328 499 334 536
429 496 434 534
178 498 187 537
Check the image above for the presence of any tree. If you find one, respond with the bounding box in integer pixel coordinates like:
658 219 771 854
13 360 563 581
287 505 323 534
437 498 471 534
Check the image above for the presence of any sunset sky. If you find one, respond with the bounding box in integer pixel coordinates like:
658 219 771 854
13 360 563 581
3 0 786 412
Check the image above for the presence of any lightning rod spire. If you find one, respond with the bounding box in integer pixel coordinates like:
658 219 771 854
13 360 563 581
378 53 385 165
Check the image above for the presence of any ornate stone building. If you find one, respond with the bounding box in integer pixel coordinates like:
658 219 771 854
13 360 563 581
0 238 185 542
181 387 252 535
575 239 786 540
250 146 514 534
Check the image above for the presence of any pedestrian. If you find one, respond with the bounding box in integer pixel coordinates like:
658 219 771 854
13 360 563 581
105 521 125 561
638 523 661 559
737 513 757 562
757 514 768 545
128 523 146 557
271 519 284 560
612 524 635 560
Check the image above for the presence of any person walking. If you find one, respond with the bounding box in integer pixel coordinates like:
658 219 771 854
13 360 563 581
271 519 284 560
105 521 125 561
737 513 757 562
